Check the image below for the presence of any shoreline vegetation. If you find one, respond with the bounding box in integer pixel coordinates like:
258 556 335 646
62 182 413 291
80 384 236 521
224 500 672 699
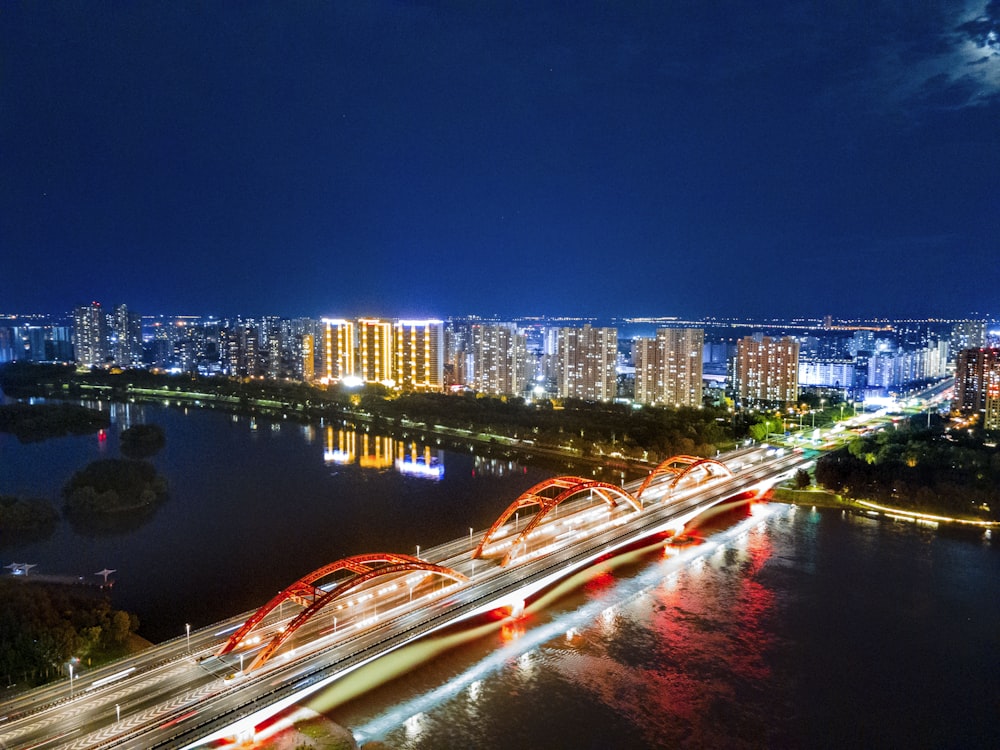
0 401 110 442
0 579 144 691
0 362 733 479
2 362 996 525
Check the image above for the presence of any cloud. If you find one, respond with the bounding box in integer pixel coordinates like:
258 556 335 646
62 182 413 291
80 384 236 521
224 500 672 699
895 0 1000 110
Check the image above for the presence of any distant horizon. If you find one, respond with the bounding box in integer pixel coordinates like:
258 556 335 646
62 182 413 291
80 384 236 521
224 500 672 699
2 307 996 325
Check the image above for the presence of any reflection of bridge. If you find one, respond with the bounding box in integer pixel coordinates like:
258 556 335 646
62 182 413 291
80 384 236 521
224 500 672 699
0 447 807 750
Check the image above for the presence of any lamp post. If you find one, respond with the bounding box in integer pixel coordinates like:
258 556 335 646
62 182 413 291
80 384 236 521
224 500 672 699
68 662 75 698
185 623 191 655
116 703 120 722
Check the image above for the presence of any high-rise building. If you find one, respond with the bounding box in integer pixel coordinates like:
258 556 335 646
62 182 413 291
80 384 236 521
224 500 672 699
468 323 530 396
357 318 393 384
950 321 986 361
394 319 444 391
633 327 704 407
735 335 799 405
73 302 107 366
322 318 356 382
111 303 142 367
556 324 617 402
300 334 315 381
954 348 1000 431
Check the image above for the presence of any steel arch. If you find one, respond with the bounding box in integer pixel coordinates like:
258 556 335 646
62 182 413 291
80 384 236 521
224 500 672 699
472 476 641 567
635 455 733 500
216 553 466 666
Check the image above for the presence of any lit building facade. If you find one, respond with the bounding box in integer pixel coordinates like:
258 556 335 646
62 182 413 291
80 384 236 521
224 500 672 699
798 359 854 389
322 318 356 382
73 302 107 366
954 348 1000 431
735 335 799 405
357 318 393 384
300 333 315 381
111 303 142 367
556 324 617 402
394 319 444 391
633 327 704 407
468 323 530 396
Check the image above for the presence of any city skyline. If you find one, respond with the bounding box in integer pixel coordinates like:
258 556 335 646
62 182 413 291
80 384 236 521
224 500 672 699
3 3 999 318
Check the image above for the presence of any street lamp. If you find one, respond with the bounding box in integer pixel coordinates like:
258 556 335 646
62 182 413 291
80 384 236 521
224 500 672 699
116 703 121 722
185 623 191 654
68 661 75 698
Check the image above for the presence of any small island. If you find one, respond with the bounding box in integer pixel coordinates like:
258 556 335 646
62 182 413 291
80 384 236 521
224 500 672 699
0 402 110 443
120 423 166 459
0 494 58 530
63 459 168 515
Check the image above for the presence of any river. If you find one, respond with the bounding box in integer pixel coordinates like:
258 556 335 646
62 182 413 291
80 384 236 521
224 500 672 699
1 399 997 747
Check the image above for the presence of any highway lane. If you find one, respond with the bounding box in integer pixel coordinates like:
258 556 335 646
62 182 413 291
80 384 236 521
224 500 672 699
0 445 801 750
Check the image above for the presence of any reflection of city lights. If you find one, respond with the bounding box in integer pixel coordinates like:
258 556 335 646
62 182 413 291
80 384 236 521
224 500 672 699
395 458 444 480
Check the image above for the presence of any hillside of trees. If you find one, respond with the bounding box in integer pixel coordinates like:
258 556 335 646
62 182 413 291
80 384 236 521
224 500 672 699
815 420 1000 521
0 581 139 687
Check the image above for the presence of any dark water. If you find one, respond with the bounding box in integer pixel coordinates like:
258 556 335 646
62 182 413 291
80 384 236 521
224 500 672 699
330 506 1000 749
2 401 998 747
0 400 554 642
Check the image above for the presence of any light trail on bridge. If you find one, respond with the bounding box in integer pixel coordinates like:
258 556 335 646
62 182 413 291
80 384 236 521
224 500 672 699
350 503 788 746
0 442 814 750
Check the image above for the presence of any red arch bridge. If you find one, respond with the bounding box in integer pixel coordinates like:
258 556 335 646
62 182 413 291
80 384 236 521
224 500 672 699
218 454 742 672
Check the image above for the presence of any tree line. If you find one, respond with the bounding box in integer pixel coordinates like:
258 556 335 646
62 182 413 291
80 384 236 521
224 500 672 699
815 418 1000 521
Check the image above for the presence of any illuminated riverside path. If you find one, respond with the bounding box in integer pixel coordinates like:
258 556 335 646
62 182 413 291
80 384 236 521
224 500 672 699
0 445 811 750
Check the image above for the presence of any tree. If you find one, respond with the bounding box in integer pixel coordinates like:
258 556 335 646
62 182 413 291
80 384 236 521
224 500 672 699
120 424 166 459
793 468 810 490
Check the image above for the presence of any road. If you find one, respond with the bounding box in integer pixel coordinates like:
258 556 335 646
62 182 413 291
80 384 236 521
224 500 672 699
0 444 808 750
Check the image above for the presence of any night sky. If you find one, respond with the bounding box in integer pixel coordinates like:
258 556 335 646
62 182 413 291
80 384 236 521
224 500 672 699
2 2 999 319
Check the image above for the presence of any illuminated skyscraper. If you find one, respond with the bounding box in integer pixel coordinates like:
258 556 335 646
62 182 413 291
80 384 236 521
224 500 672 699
469 323 530 396
322 318 355 382
634 328 704 407
394 319 444 391
556 324 617 401
111 303 142 367
736 335 799 405
357 318 393 384
73 302 107 366
950 321 986 362
955 348 1000 431
300 334 315 381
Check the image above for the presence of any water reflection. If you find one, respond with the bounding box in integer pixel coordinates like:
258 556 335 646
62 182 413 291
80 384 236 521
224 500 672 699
347 507 784 748
322 426 444 480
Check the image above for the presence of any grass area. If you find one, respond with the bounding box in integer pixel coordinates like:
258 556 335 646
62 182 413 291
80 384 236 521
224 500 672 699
770 485 851 509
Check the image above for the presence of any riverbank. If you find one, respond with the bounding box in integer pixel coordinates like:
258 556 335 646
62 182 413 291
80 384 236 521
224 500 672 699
770 486 999 532
70 381 660 482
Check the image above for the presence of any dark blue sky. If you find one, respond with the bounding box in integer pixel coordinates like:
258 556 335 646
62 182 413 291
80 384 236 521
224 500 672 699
2 1 999 319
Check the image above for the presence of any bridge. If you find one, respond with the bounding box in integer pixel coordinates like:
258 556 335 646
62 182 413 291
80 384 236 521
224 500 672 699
0 445 808 750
